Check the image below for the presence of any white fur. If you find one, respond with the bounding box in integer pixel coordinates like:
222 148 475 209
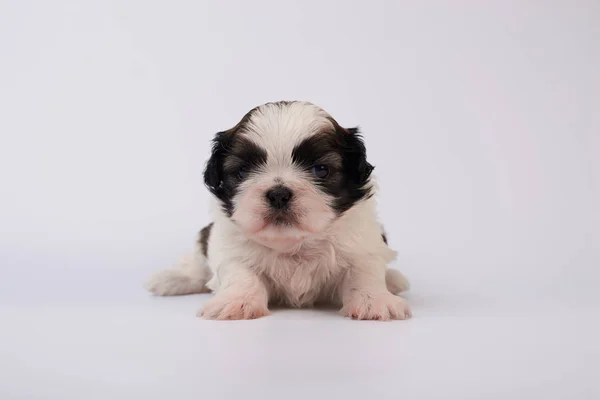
145 251 211 296
146 102 411 321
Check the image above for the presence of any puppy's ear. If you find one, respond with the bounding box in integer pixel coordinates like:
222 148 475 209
343 127 374 186
203 132 228 194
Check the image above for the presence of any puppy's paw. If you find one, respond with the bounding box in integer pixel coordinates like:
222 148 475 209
386 268 410 294
198 293 270 320
145 269 207 296
341 292 412 321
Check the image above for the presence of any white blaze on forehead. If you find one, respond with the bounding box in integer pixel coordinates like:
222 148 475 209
242 102 334 167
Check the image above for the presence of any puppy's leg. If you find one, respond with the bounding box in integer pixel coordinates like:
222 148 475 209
386 268 410 294
145 251 211 296
340 261 411 321
198 265 270 320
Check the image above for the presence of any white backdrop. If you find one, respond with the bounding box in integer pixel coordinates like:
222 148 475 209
1 1 599 399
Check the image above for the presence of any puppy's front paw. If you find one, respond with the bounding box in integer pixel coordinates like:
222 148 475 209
341 292 412 321
198 293 270 320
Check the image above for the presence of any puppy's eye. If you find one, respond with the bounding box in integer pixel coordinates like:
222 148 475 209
237 167 249 180
311 165 329 179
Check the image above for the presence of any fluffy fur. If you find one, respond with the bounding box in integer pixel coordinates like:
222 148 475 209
146 101 411 321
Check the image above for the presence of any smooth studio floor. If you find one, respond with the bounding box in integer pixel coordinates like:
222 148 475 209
1 267 599 400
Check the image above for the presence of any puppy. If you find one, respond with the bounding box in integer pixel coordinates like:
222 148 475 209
146 101 411 320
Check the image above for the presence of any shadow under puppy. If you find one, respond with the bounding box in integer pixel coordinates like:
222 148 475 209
146 101 411 320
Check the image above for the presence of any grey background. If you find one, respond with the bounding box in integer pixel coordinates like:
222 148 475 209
1 1 599 399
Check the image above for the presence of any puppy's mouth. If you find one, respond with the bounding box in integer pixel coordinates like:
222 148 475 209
264 210 299 228
252 211 309 252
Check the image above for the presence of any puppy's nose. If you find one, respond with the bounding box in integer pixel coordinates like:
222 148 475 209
266 186 293 209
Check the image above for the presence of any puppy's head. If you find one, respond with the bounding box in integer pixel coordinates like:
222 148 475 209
204 101 374 251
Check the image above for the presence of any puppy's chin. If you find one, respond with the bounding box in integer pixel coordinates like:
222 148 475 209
250 225 309 252
232 215 321 252
231 211 336 252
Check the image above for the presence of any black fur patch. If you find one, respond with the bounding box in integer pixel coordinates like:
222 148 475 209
198 222 213 257
291 121 374 214
203 108 268 216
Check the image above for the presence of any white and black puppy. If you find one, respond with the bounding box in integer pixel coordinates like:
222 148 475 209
146 101 411 320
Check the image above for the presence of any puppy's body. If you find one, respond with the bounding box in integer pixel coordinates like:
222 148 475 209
146 101 411 320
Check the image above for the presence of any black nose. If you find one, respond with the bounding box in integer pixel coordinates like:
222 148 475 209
266 186 293 209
